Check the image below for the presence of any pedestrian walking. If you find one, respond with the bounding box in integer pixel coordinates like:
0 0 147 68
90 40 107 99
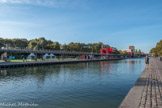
145 55 149 69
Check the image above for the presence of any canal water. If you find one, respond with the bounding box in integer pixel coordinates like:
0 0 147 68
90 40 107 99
0 58 145 108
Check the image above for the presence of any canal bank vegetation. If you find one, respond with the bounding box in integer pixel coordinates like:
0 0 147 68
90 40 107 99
0 37 144 56
150 40 162 56
119 49 142 56
0 37 119 54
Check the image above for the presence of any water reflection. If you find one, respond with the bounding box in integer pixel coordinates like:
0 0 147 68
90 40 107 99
0 59 145 108
100 61 113 73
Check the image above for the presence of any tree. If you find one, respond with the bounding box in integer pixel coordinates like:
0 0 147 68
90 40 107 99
138 49 142 56
150 40 162 56
50 42 60 50
0 38 5 48
38 37 47 49
0 37 121 53
27 40 37 50
135 49 138 54
119 50 127 55
12 38 28 48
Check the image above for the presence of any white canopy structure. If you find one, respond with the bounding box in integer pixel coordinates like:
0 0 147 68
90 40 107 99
43 53 56 60
49 53 56 59
29 53 35 56
27 53 35 59
43 53 49 60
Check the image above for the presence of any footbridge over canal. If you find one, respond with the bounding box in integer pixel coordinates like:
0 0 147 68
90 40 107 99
0 48 146 61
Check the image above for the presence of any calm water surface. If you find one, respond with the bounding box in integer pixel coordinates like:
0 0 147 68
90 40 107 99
0 59 145 108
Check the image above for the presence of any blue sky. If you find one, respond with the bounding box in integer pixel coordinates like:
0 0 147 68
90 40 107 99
0 0 162 53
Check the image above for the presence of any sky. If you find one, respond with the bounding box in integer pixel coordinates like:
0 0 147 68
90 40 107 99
0 0 162 53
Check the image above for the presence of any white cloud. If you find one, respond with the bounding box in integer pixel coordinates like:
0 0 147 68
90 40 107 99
0 0 72 7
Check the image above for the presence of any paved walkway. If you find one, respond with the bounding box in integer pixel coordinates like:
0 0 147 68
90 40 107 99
119 58 162 108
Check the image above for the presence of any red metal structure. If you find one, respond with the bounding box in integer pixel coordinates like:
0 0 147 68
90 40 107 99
100 44 114 59
100 48 113 54
100 44 113 55
127 52 132 55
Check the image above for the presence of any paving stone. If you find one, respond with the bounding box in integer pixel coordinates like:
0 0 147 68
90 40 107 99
119 58 162 108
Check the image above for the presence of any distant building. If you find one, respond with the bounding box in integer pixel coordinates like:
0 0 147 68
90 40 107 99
121 49 132 53
129 46 135 52
121 46 135 56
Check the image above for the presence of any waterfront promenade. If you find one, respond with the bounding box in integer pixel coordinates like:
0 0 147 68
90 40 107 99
119 58 162 108
0 58 122 68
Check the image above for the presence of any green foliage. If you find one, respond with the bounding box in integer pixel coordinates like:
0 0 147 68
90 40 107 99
0 38 28 48
150 40 162 56
0 37 121 53
12 38 28 48
134 49 142 55
119 50 127 55
138 49 142 55
27 40 37 50
46 42 60 50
